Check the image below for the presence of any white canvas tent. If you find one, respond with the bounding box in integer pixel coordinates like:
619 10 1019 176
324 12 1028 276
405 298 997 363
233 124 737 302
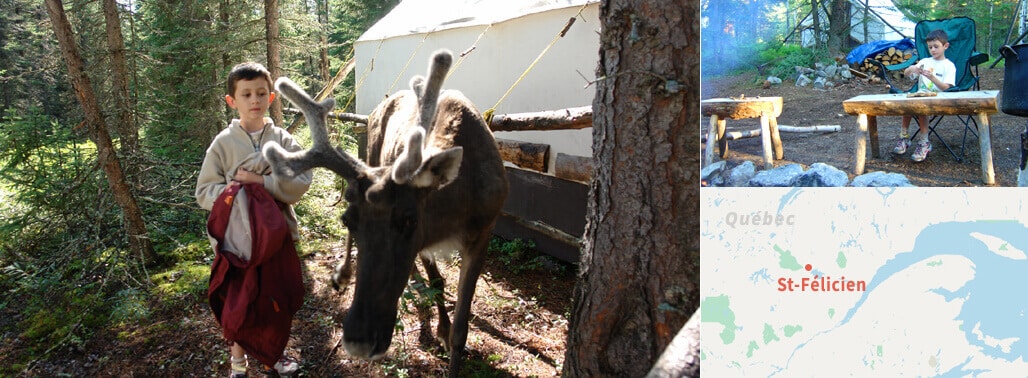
354 0 600 174
801 0 916 47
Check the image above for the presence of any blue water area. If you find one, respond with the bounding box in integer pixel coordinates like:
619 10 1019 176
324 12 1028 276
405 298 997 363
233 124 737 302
837 221 1028 368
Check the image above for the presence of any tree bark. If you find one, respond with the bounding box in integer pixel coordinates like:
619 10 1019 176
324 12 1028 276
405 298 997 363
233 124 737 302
44 0 155 264
827 0 850 54
811 0 822 48
318 0 330 82
102 0 138 169
563 0 698 376
265 0 283 126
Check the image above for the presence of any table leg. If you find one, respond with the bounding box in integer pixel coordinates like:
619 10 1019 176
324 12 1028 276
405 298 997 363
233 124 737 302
854 113 868 175
769 116 783 160
977 112 995 185
868 115 879 159
704 115 718 166
717 118 728 158
760 113 773 169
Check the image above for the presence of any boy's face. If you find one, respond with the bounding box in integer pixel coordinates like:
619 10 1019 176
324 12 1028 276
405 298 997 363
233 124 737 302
225 77 275 122
927 39 949 60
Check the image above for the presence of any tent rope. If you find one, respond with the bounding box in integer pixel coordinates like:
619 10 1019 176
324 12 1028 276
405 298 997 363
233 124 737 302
342 39 385 113
482 3 590 124
385 29 434 96
446 23 494 81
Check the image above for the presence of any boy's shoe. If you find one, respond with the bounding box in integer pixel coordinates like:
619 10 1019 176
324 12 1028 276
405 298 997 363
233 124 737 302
893 137 911 154
912 139 932 162
261 356 300 376
229 356 248 378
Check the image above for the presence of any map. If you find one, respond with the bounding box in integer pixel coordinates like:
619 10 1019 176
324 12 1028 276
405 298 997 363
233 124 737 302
701 188 1028 376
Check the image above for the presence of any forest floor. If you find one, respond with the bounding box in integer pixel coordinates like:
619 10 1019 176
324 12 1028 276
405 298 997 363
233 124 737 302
701 64 1024 186
6 242 577 377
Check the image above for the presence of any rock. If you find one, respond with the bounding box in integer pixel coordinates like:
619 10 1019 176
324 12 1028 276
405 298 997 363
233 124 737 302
727 161 756 187
748 164 805 187
840 67 853 79
767 76 782 85
701 161 727 186
813 77 826 89
825 65 838 78
795 74 811 87
795 66 815 75
849 171 915 187
789 163 849 187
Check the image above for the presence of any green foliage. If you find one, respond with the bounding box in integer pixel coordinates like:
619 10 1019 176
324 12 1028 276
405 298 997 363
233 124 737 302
151 261 211 306
489 237 568 275
758 43 832 80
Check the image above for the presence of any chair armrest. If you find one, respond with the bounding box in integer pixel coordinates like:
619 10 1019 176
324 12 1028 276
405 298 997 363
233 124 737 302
870 59 916 94
969 52 988 66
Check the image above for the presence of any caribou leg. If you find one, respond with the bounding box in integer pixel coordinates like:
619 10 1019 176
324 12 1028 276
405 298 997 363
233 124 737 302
447 235 490 378
420 254 451 349
331 234 354 292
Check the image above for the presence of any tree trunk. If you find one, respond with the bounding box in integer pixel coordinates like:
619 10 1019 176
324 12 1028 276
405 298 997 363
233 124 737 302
266 0 283 127
562 0 698 376
220 0 232 121
102 0 138 169
44 0 155 264
827 0 850 54
318 0 330 82
811 0 822 48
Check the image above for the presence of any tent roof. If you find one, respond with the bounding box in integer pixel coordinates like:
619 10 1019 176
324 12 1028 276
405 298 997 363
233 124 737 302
863 0 914 37
357 0 596 42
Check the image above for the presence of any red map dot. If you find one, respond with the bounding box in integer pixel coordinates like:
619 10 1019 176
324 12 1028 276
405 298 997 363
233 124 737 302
805 264 812 271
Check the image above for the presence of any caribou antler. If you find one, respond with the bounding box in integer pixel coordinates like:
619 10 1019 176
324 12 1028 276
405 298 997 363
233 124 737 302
417 51 452 131
263 77 367 180
391 50 458 185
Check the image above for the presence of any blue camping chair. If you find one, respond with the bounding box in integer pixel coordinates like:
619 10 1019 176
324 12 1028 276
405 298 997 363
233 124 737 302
873 17 990 161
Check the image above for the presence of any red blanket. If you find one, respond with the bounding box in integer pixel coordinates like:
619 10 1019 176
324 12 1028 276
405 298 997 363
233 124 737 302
207 182 305 367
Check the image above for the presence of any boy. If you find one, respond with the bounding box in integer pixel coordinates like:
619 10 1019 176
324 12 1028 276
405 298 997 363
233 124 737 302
195 62 311 377
893 29 956 162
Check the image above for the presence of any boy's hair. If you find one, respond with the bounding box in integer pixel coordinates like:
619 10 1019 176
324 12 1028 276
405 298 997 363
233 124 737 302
227 62 274 96
926 29 948 45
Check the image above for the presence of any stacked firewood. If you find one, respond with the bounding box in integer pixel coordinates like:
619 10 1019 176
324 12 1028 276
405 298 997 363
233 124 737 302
858 47 914 75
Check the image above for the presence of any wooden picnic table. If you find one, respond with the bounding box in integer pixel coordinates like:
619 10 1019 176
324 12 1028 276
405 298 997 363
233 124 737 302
702 96 783 169
842 90 999 185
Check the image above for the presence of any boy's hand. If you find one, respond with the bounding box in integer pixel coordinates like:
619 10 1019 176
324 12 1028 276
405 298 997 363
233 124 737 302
233 168 265 185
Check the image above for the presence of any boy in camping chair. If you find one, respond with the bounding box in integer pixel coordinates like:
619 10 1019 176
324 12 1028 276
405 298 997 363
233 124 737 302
893 29 955 162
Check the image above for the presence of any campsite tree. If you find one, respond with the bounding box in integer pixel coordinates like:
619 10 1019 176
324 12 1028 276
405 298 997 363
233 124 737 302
102 0 139 167
43 0 155 263
266 0 284 126
563 0 698 376
827 0 851 54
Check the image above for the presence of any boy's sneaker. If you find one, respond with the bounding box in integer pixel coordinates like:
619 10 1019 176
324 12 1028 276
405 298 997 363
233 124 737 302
912 139 932 162
229 356 247 378
893 137 911 154
261 356 299 376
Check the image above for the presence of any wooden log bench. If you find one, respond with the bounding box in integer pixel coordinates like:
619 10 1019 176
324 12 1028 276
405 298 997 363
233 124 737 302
702 97 784 169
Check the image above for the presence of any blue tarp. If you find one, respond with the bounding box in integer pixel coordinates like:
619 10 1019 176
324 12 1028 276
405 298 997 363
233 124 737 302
846 38 916 64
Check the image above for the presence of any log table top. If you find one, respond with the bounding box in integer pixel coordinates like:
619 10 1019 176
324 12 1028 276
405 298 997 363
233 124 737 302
842 90 999 185
842 91 998 116
702 97 783 119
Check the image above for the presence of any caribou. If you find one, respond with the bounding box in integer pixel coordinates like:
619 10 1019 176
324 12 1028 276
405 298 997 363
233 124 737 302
263 50 509 377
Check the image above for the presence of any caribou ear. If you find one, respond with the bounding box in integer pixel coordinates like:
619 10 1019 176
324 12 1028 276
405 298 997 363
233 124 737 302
410 147 463 189
392 128 425 184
